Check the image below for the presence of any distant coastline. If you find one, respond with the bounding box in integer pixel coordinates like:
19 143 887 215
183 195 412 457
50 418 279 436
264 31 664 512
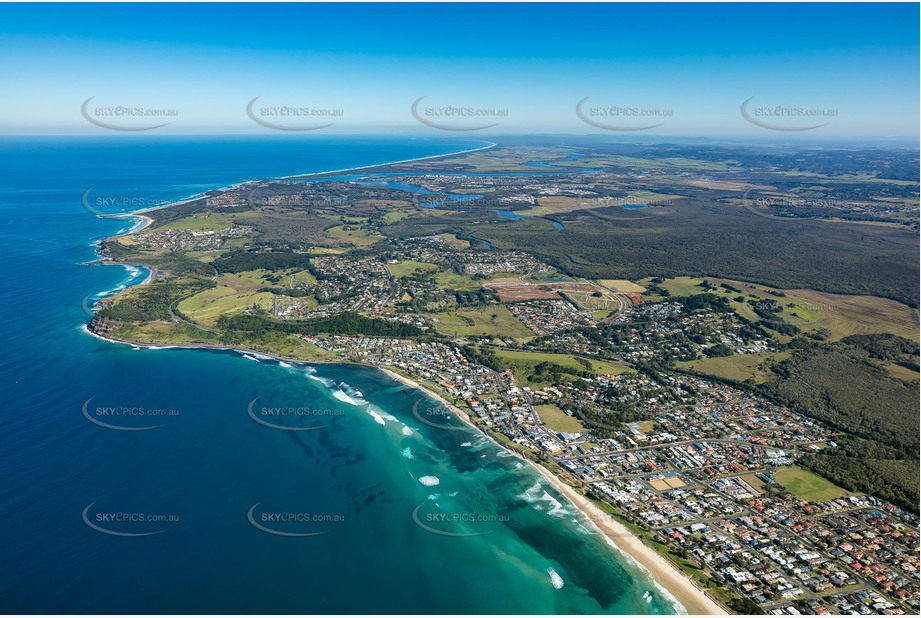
112 140 497 220
84 140 726 616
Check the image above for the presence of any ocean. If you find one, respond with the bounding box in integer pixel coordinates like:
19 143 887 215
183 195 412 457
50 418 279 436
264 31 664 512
0 136 679 614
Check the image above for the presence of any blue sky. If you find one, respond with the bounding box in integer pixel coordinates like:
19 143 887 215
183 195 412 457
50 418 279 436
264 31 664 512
0 3 917 137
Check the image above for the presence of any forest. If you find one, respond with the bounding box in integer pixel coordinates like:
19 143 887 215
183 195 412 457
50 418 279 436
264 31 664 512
384 197 920 307
760 335 919 512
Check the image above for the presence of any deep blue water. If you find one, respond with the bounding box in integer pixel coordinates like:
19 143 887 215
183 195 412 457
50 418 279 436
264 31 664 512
0 137 678 614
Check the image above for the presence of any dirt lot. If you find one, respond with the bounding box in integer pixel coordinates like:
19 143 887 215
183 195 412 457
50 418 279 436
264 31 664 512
484 282 561 302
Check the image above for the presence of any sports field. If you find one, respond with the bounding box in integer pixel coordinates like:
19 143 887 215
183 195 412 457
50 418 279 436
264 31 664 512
773 466 849 502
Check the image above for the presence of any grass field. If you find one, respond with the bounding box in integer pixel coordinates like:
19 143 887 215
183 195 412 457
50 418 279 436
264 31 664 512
381 210 415 224
219 268 314 292
427 306 533 339
676 351 791 384
385 260 439 278
784 288 919 342
221 237 249 249
160 212 255 232
325 224 382 246
881 361 920 383
433 269 483 291
522 192 684 218
261 336 341 362
567 154 734 171
635 420 655 433
177 286 274 327
220 269 274 291
290 269 316 286
741 474 766 495
183 249 223 263
402 148 572 173
643 276 919 342
381 210 416 225
535 403 585 433
773 466 850 502
491 348 633 387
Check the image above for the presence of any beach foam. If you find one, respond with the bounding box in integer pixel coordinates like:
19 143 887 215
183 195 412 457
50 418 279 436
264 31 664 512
366 408 386 426
581 513 688 614
332 389 359 405
547 568 564 589
520 481 569 518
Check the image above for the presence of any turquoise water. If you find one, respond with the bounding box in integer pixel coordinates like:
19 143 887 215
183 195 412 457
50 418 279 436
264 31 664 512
0 137 679 614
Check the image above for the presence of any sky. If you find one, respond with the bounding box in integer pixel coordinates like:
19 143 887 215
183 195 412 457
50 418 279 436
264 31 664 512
0 2 918 138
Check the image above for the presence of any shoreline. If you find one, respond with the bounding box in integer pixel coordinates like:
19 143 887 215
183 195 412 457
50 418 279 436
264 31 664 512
88 140 499 307
82 326 725 615
85 138 724 615
114 139 497 221
282 140 496 180
529 462 726 615
375 368 724 615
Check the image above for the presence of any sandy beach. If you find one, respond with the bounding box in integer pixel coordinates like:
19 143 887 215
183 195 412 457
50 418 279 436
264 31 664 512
88 143 725 615
129 214 154 233
377 368 726 615
83 332 727 615
530 462 726 615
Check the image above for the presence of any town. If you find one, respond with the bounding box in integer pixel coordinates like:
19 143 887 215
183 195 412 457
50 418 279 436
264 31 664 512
301 331 919 615
91 145 921 616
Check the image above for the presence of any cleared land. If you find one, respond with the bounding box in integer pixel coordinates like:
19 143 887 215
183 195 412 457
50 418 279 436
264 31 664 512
773 466 850 502
598 279 647 293
159 212 254 231
632 420 655 433
427 306 533 339
219 268 312 291
535 403 585 433
385 260 439 278
676 351 791 384
380 210 414 224
433 269 483 291
484 282 561 302
177 286 274 327
436 233 470 249
325 224 382 246
882 362 920 382
491 348 633 388
741 474 766 495
649 477 686 491
644 276 919 342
